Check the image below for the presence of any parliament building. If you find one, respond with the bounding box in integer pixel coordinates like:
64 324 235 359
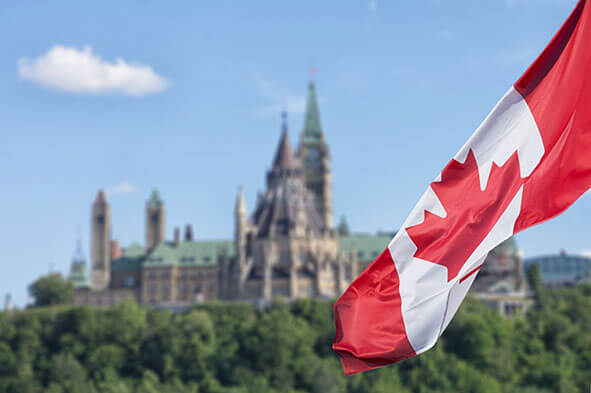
69 82 527 314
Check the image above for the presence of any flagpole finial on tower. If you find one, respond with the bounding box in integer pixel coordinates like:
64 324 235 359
281 108 288 132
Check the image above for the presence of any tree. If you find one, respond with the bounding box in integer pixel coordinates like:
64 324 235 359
28 273 73 307
526 262 544 307
337 216 350 236
1 291 590 392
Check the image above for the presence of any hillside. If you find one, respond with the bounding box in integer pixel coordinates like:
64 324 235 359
0 285 590 393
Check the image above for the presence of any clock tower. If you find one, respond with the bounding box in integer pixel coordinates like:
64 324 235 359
297 81 333 230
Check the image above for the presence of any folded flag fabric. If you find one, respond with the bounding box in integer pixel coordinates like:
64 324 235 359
333 0 591 375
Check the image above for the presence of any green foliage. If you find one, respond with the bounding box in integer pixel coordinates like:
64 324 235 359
1 287 590 392
28 273 73 307
337 216 350 236
526 263 545 306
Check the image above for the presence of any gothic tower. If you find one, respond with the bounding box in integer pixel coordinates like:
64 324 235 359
297 81 333 229
146 189 165 252
233 186 251 296
91 190 111 290
234 187 247 266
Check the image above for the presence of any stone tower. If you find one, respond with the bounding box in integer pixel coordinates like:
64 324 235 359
234 188 247 269
229 112 342 301
297 81 333 229
146 189 165 252
233 186 251 296
91 190 111 290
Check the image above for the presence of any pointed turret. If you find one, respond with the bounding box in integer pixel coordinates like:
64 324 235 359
267 112 302 189
235 186 247 217
146 188 165 251
297 81 333 229
70 238 90 288
91 190 111 290
72 237 86 265
94 189 106 206
4 294 12 311
148 189 162 208
302 82 323 144
234 186 248 277
272 111 298 170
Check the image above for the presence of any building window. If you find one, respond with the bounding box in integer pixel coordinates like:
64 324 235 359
161 271 170 279
147 271 157 279
124 275 135 288
148 283 157 294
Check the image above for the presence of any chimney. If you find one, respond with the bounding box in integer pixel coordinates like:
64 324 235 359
4 294 12 311
110 240 122 260
184 224 193 242
174 227 180 246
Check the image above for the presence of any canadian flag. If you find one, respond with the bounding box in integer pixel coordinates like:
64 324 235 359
333 0 591 375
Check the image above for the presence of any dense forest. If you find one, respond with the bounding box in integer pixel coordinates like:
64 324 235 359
0 281 590 393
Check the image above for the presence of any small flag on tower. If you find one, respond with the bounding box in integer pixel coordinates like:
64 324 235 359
333 0 591 375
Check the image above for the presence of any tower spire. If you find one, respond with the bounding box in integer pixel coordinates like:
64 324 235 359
272 112 297 169
146 188 165 252
281 108 288 132
302 81 323 143
91 189 111 290
296 81 333 230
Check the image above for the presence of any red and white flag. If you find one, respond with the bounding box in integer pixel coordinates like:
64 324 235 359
333 0 591 375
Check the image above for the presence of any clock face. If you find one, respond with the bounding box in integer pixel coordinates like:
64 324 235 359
306 147 321 167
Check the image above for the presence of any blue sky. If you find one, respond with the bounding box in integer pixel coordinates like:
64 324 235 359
0 0 586 306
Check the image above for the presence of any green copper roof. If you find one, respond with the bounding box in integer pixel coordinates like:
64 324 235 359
301 82 323 144
143 240 234 268
69 262 91 288
340 233 394 262
148 189 162 209
111 243 145 271
145 242 179 266
524 253 591 285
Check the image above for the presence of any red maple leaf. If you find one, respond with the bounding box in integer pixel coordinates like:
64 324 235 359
406 149 522 282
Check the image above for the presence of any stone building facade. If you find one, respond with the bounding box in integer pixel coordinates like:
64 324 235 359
472 237 530 315
70 82 370 307
69 81 528 312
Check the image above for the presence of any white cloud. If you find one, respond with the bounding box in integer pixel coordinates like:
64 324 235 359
105 181 138 197
369 0 377 12
255 76 306 116
581 250 591 258
18 45 168 96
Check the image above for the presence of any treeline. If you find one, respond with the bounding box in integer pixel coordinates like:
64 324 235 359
0 285 590 393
